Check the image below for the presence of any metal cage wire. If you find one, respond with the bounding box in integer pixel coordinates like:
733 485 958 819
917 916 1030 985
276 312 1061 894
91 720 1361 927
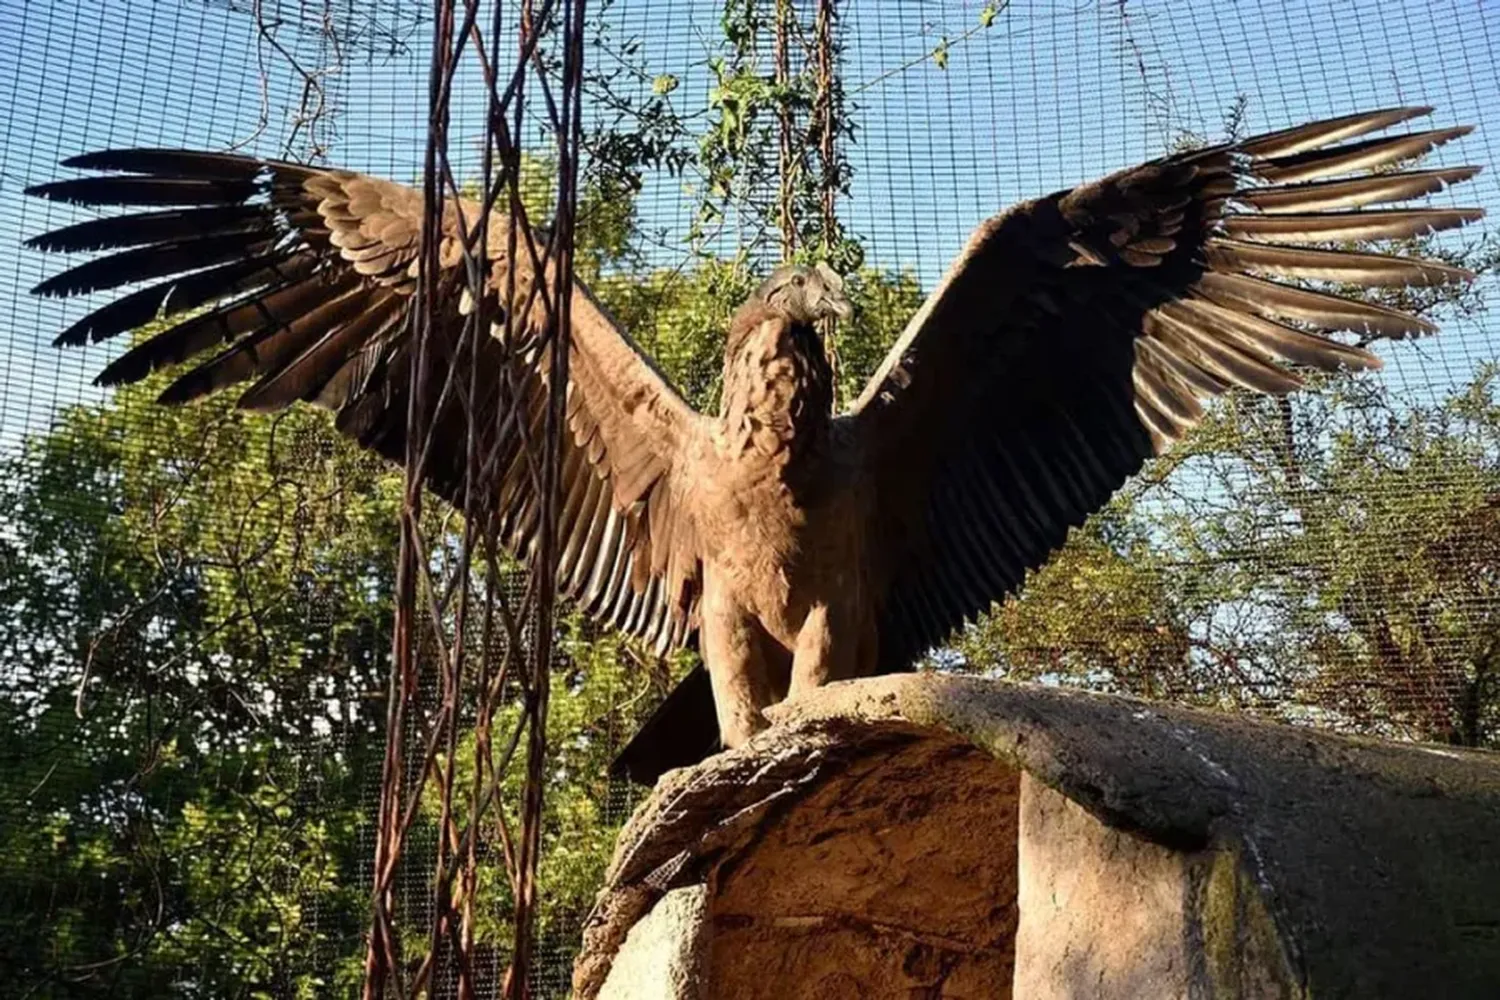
2 2 1499 997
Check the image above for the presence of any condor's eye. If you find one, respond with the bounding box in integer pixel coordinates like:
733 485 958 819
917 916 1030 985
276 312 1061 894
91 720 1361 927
793 275 806 287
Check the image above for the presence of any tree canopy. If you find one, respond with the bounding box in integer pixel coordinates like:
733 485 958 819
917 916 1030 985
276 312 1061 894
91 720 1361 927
4 5 1498 996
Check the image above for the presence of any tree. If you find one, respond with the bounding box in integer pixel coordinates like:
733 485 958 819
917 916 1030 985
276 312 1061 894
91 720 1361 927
0 372 387 998
957 253 1500 748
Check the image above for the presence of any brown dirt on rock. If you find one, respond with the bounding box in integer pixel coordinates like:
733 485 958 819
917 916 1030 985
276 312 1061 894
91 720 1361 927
707 735 1020 999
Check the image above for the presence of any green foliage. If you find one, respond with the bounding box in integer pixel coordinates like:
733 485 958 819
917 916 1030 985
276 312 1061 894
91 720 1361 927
0 374 387 997
594 256 759 411
0 344 694 995
832 267 925 410
6 12 1498 1000
958 367 1500 747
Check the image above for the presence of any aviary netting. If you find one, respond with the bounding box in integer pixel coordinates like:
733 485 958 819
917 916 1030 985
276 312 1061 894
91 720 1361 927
1 2 1498 997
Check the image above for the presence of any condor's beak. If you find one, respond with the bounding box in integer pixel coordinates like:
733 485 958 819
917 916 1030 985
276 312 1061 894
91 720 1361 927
814 263 852 320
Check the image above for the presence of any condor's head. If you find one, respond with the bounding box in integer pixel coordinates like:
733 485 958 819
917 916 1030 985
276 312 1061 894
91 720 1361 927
754 262 853 326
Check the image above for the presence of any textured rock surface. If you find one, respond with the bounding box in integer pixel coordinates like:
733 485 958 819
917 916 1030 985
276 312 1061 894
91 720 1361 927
597 886 710 1000
1014 778 1295 999
574 674 1500 999
707 735 1018 998
1015 777 1202 998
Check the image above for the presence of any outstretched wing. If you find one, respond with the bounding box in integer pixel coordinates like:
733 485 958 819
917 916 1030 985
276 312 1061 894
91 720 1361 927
852 106 1483 674
27 149 707 651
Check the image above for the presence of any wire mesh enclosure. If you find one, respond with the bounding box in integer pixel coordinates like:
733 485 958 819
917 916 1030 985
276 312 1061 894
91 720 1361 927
2 1 1498 997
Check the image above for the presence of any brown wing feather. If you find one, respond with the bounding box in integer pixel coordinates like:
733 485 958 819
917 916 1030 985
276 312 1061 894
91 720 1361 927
852 106 1483 674
26 149 705 653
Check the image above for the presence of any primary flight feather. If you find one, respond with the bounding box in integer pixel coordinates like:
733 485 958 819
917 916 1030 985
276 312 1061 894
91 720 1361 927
25 107 1483 782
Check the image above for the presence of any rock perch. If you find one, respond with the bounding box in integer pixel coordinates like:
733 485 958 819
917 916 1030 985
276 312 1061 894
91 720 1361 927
574 673 1500 999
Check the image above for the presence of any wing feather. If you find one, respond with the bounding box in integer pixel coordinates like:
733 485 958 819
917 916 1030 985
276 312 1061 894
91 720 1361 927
852 106 1482 672
26 148 706 653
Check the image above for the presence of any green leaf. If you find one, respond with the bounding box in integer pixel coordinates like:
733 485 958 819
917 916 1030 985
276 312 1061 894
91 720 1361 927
652 73 679 96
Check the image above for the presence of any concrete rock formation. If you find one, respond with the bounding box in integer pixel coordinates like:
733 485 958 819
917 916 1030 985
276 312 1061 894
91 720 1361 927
574 674 1500 999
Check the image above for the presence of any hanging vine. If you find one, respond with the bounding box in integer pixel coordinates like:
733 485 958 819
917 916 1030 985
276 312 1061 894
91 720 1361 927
692 0 858 271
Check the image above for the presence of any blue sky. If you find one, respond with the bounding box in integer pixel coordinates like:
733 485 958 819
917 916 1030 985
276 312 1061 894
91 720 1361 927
2 0 1498 453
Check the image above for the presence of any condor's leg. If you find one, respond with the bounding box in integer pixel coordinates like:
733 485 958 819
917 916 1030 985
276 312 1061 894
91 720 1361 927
788 601 872 701
699 585 789 749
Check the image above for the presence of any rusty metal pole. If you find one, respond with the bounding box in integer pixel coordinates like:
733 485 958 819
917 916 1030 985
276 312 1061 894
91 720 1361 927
360 0 584 995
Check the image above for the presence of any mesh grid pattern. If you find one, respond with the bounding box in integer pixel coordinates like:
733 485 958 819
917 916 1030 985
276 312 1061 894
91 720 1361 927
2 1 1498 996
